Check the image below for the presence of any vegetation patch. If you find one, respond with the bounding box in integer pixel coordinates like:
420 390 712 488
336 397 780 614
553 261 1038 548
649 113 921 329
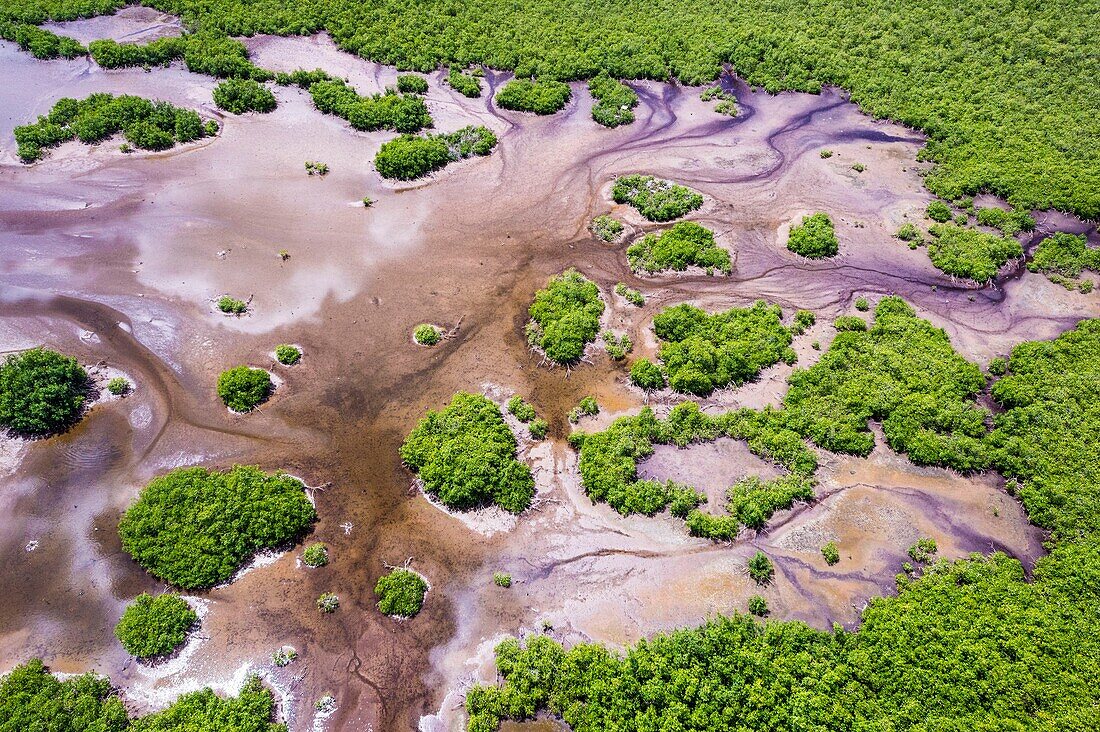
927 223 1023 283
1027 232 1099 292
217 366 272 412
15 93 214 163
747 595 768 617
975 207 1035 236
590 215 624 242
652 300 797 396
528 418 548 440
822 541 840 565
506 395 536 423
627 221 731 274
568 396 599 424
1 22 85 59
302 542 329 567
375 568 428 617
375 125 497 180
700 86 738 116
88 32 271 81
114 593 197 659
0 347 87 435
629 358 665 390
602 331 633 361
400 392 534 513
896 222 921 242
526 268 605 365
614 282 645 307
316 593 339 613
274 344 301 365
213 79 276 114
0 659 284 730
786 213 838 259
493 572 512 588
612 175 703 222
495 79 571 114
310 78 431 133
413 324 443 345
217 295 247 314
446 68 482 97
107 376 131 396
118 465 316 589
588 74 638 127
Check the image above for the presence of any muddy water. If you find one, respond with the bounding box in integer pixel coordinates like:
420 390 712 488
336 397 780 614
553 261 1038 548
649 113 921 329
1 20 1097 732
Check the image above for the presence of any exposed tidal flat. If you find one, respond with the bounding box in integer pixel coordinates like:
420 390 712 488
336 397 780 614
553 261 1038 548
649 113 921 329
1 12 1099 732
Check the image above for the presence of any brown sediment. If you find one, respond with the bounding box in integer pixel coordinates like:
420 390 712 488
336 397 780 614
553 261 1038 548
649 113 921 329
1 16 1098 732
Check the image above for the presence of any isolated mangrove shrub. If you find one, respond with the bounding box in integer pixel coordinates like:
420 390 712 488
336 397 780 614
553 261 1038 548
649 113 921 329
114 593 197 659
854 297 870 311
627 221 731 274
302 542 329 567
446 68 482 97
615 282 645 306
507 395 536 423
629 358 665 390
107 377 130 395
14 93 215 162
725 475 814 530
528 418 548 440
787 213 838 259
217 295 247 314
413 324 442 345
747 596 769 617
588 74 638 127
612 175 703 222
527 268 604 364
212 78 276 114
784 297 989 470
304 160 329 176
274 344 301 365
748 552 774 584
602 331 633 361
925 200 953 223
822 542 840 565
568 396 599 423
272 647 297 667
652 300 797 396
791 309 816 335
590 215 624 242
316 593 339 613
701 86 738 116
400 392 534 513
217 366 272 412
310 78 431 133
927 223 1023 282
908 537 939 563
375 125 497 180
0 347 87 435
493 572 512 588
896 223 922 242
375 568 427 617
118 465 316 589
274 68 332 88
495 79 571 114
1028 232 1099 290
975 207 1035 236
834 315 867 332
396 74 428 94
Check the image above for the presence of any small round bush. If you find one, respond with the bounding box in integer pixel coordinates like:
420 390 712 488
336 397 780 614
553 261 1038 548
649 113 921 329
302 542 329 567
317 593 339 613
107 377 130 396
114 593 197 659
217 296 247 315
748 551 774 585
819 150 833 158
507 395 536 423
988 356 1008 376
926 200 953 223
274 344 301 365
834 315 867 332
0 347 88 435
529 418 548 440
896 223 922 241
396 74 428 94
212 79 277 114
272 646 298 666
217 366 272 412
630 358 665 390
787 212 838 259
375 568 428 618
375 134 451 180
414 324 442 346
493 572 512 588
854 297 870 311
822 542 840 565
495 79 572 114
748 595 769 617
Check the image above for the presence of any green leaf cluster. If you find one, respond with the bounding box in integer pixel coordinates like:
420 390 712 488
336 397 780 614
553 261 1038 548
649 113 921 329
446 68 482 97
114 593 197 659
611 175 702 222
213 78 277 114
0 21 84 58
526 268 604 365
310 78 431 133
652 300 797 396
786 212 838 259
590 215 624 242
1027 232 1099 291
627 221 731 274
375 568 428 617
375 125 497 180
217 366 272 412
118 465 317 589
587 74 637 127
400 392 534 513
0 347 87 435
927 223 1023 282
